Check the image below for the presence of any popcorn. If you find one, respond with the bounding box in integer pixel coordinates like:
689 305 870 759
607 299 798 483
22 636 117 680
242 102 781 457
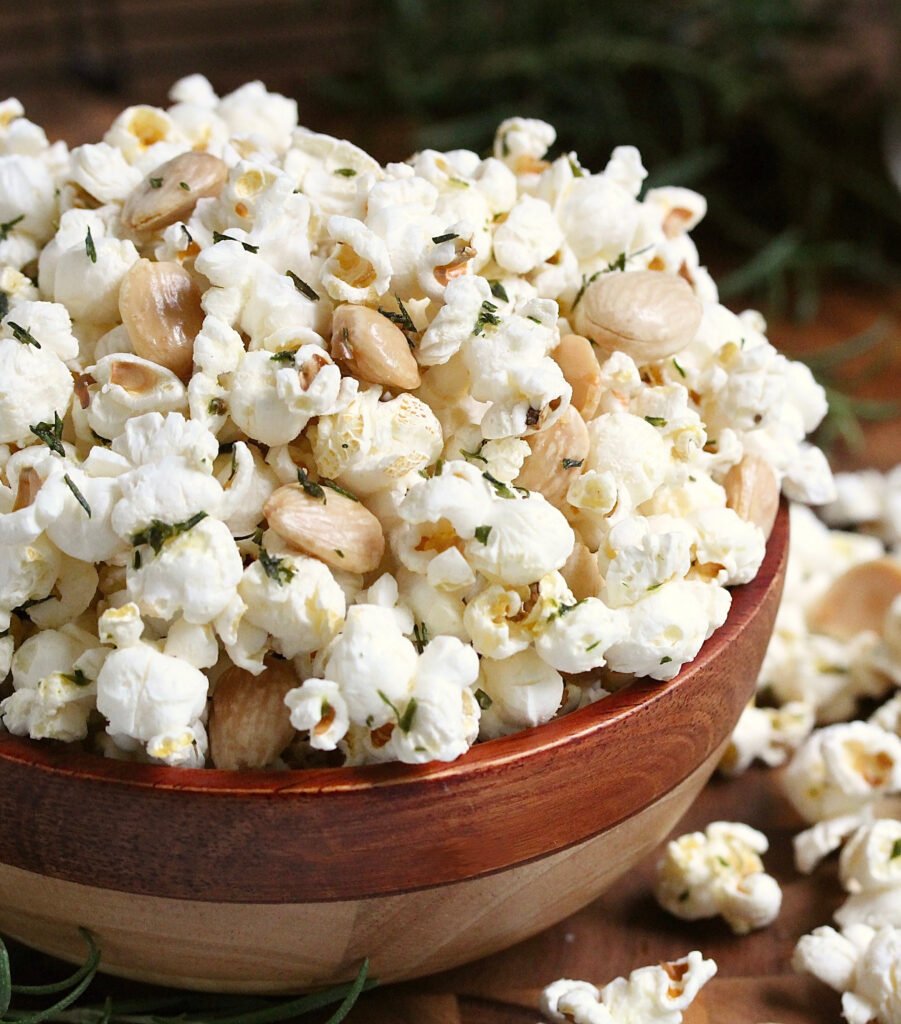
0 77 830 769
654 821 782 934
540 950 716 1024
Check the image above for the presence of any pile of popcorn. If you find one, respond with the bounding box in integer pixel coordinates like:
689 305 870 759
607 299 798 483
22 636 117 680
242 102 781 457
0 75 833 771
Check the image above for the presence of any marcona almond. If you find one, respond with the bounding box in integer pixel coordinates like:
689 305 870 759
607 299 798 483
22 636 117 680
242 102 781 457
806 557 901 642
724 454 780 539
13 467 42 512
515 406 589 509
571 270 702 364
119 259 203 381
209 660 298 770
264 481 385 574
122 151 228 232
560 541 602 601
552 333 603 420
330 304 420 390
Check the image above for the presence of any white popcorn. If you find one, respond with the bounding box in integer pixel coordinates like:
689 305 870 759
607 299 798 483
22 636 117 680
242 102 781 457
541 950 716 1024
654 821 782 935
719 700 814 776
794 923 901 1024
0 80 830 769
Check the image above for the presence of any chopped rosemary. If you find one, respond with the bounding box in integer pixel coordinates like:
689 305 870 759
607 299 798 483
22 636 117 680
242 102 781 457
179 181 191 190
474 687 493 710
259 546 295 585
672 357 686 377
488 279 509 303
378 690 417 732
410 621 430 653
321 478 359 502
460 441 487 463
130 511 208 555
84 226 97 264
8 321 40 348
585 639 601 652
482 470 516 499
287 270 320 301
64 474 92 518
212 231 259 253
526 314 542 324
0 292 7 319
297 467 326 502
562 457 583 469
549 599 587 621
62 668 92 687
378 296 416 334
474 525 492 544
645 415 667 427
270 349 297 364
0 213 24 240
431 232 458 244
30 412 65 454
472 299 501 335
333 167 357 176
149 176 163 189
892 838 901 859
660 656 673 664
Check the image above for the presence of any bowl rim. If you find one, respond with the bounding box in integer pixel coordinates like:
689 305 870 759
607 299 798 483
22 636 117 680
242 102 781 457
0 506 789 900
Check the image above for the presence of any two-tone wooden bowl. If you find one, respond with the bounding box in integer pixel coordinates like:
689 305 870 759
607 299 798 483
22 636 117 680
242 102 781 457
0 508 789 993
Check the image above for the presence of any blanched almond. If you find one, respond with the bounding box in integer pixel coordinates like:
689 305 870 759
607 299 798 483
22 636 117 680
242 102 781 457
118 259 203 381
724 454 780 539
263 481 385 574
552 333 602 420
515 406 589 508
209 660 298 770
806 557 901 642
330 304 420 390
122 151 228 232
571 270 702 364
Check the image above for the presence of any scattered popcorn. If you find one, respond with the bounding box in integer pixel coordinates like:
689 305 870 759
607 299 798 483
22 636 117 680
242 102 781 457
540 950 716 1024
654 821 782 935
0 76 830 768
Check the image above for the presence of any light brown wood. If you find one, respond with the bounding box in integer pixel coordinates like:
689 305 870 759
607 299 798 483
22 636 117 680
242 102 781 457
0 509 788 991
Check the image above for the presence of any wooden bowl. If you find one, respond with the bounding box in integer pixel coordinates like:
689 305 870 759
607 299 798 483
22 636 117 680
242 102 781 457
0 507 789 993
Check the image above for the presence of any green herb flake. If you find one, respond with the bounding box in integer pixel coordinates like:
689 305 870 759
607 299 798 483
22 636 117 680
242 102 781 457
410 621 431 654
8 320 40 348
549 598 587 621
270 349 297 364
488 280 509 303
334 167 357 177
84 226 97 264
526 314 541 324
432 232 459 244
474 525 492 544
562 457 584 469
179 181 191 191
568 157 585 178
607 252 627 273
259 546 295 585
132 549 142 570
64 474 92 518
149 176 163 189
0 213 24 240
891 838 901 859
130 511 208 555
208 397 228 416
460 442 488 464
448 177 469 188
378 296 416 335
673 357 686 378
474 688 493 710
287 270 320 301
334 549 344 558
30 412 65 454
321 478 360 502
397 697 417 733
473 299 501 336
717 855 730 868
62 668 92 687
482 470 516 499
660 656 673 664
585 640 601 652
647 581 664 592
645 416 667 427
297 467 326 502
212 231 259 253
0 292 8 319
